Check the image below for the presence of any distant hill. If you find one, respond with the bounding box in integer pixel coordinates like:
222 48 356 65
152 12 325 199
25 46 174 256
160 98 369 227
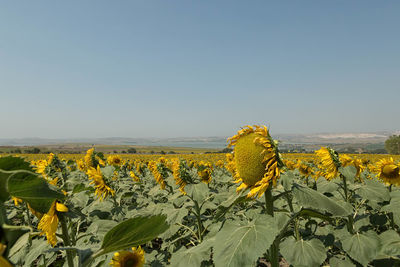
0 131 398 151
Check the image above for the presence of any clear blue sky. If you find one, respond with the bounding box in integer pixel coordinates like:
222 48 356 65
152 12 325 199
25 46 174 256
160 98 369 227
1 1 399 138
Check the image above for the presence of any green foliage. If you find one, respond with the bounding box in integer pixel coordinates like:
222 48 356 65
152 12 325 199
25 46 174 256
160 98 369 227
385 135 400 154
213 214 280 267
280 237 326 267
2 153 400 267
100 215 169 254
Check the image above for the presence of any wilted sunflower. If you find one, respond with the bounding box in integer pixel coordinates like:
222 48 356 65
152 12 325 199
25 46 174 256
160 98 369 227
38 201 68 246
0 243 12 267
87 166 115 200
227 125 283 198
315 147 340 180
371 157 400 186
110 246 145 267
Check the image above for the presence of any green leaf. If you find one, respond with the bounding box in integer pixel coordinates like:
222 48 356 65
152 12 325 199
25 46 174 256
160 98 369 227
7 172 65 213
0 156 32 202
100 215 169 254
280 237 326 267
316 177 339 194
378 230 400 258
342 231 380 266
170 237 214 267
356 179 390 203
280 171 295 191
292 183 352 217
339 166 357 184
186 183 209 204
213 214 280 267
329 256 355 267
382 190 400 213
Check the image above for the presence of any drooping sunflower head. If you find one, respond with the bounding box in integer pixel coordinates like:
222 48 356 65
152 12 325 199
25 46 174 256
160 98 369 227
373 158 400 186
110 246 145 267
315 147 340 180
227 125 283 198
37 201 68 246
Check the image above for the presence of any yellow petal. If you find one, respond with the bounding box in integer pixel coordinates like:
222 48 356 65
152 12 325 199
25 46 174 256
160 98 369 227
56 203 68 212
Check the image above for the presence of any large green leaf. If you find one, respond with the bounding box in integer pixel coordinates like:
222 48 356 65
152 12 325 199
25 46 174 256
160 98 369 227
339 166 357 184
213 214 280 267
186 183 209 204
329 256 355 267
342 231 380 266
356 179 390 203
170 237 214 267
382 190 400 213
100 215 169 254
7 171 65 213
292 183 352 216
378 230 400 259
0 156 31 202
280 237 326 267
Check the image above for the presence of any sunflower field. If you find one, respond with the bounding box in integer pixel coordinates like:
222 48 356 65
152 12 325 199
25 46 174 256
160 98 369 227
1 126 400 267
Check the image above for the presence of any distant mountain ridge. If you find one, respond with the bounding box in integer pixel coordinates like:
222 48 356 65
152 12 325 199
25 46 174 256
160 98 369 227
0 130 398 148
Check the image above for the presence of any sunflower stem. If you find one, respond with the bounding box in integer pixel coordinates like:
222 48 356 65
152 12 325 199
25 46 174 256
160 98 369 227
340 173 354 233
193 200 203 242
25 203 32 227
341 173 349 202
265 186 274 216
265 186 279 267
59 214 74 267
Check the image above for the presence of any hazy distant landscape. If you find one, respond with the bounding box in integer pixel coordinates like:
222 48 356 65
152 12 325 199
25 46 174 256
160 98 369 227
1 130 398 154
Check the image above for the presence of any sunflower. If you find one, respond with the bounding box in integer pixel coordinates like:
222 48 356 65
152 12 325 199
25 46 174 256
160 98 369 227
0 243 12 267
12 196 23 206
196 161 213 184
130 171 140 182
76 159 86 171
171 159 193 194
315 147 340 180
87 166 115 200
38 201 68 246
352 158 365 177
110 246 145 267
296 161 313 177
371 158 400 186
148 160 168 190
340 154 353 167
227 125 283 199
215 160 225 168
107 155 123 166
84 148 95 168
283 159 297 171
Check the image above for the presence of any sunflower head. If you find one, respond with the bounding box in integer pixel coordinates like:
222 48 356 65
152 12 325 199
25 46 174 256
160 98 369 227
227 125 282 198
315 147 340 180
374 158 400 185
110 246 145 267
107 155 123 166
